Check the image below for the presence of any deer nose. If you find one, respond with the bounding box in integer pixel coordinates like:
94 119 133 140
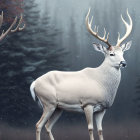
120 61 127 67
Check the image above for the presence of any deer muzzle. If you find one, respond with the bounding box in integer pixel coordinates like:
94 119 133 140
120 61 127 68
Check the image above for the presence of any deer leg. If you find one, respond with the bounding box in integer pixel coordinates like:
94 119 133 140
95 110 106 140
45 108 63 140
84 105 94 140
36 105 56 140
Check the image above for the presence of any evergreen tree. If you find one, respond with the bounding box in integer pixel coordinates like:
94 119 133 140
67 16 79 70
134 76 140 117
0 0 68 127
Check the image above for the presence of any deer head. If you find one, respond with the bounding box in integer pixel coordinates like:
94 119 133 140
86 8 133 69
0 11 25 42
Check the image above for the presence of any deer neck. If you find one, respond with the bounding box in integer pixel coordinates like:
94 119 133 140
97 57 121 88
96 58 121 106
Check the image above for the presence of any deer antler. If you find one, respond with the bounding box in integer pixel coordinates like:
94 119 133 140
0 11 4 28
0 11 25 41
11 13 26 32
86 8 112 50
116 9 133 47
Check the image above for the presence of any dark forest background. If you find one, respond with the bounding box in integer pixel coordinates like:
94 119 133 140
0 0 140 139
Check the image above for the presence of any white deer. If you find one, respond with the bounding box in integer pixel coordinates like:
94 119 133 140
30 8 133 140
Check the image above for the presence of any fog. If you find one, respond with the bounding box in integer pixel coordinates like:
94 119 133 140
0 0 140 139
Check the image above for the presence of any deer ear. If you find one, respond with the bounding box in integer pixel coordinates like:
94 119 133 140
93 43 107 54
121 41 132 51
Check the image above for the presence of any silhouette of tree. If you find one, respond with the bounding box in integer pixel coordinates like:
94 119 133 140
134 77 140 116
67 17 79 70
0 0 68 127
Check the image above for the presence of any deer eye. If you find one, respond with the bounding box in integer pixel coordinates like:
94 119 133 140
110 53 115 56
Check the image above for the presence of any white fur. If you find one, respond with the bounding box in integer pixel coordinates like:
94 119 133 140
30 81 36 101
31 42 131 140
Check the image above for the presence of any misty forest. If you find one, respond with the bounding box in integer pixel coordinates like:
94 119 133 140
0 0 140 140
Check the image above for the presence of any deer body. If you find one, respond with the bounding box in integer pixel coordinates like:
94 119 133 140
30 8 133 140
34 61 121 112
